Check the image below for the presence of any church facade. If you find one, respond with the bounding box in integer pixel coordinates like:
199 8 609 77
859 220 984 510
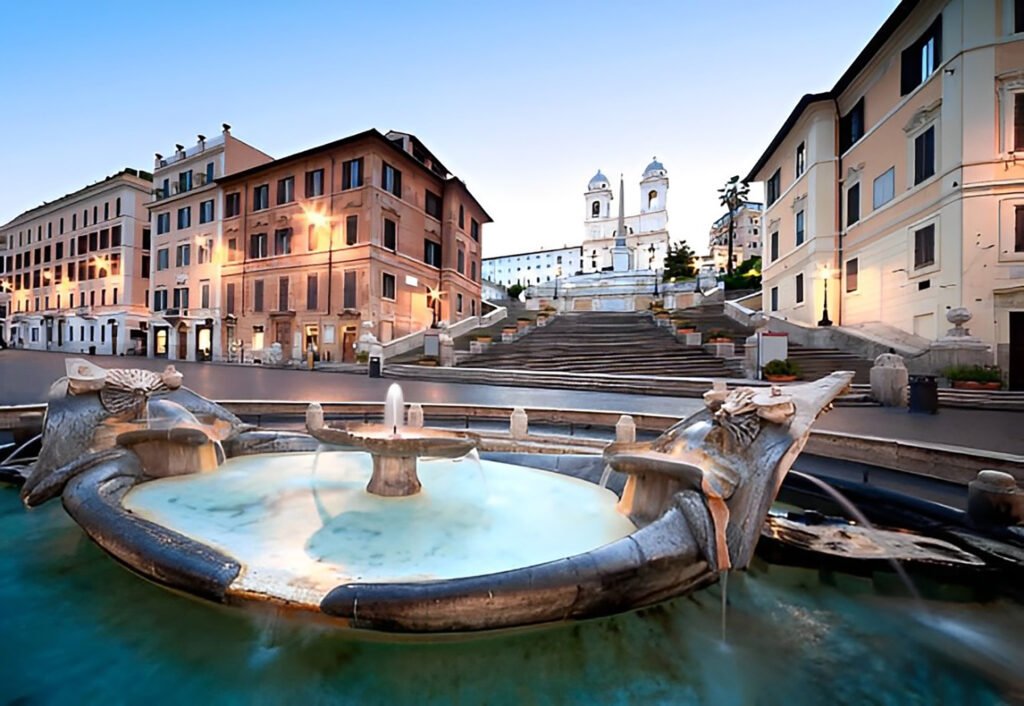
582 160 670 273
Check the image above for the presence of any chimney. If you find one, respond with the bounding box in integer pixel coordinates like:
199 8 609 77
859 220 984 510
222 123 232 135
197 134 206 150
154 153 163 168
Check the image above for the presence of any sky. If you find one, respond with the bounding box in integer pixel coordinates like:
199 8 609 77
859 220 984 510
0 0 898 258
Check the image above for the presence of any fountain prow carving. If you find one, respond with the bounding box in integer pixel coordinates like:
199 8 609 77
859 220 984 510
605 371 853 571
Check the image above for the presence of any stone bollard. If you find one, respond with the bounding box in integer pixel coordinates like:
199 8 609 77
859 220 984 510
870 352 909 407
305 402 325 432
615 415 636 443
967 470 1023 526
510 407 528 439
406 403 424 428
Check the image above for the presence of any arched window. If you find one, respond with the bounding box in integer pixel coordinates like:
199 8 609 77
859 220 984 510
591 201 600 218
648 190 658 209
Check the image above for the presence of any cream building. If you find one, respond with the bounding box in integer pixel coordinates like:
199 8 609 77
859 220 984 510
0 233 10 345
747 0 1024 389
0 169 153 354
147 125 272 362
707 201 763 274
583 161 670 272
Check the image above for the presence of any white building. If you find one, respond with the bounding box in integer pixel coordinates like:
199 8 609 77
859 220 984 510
482 246 583 288
0 169 153 355
582 160 671 273
706 201 764 273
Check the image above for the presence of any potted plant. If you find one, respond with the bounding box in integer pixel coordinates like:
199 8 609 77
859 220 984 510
675 320 696 334
475 334 493 344
706 329 732 343
944 364 1003 390
418 355 439 367
763 358 800 382
653 310 671 320
355 350 369 365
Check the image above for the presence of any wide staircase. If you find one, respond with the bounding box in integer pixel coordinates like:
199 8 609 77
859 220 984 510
672 303 875 383
458 311 735 378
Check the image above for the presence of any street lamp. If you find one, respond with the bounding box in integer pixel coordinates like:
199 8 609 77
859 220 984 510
553 265 562 299
648 244 659 296
818 264 833 327
427 285 443 328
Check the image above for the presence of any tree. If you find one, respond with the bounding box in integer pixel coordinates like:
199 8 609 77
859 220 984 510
662 241 697 280
717 175 750 276
506 283 525 300
721 256 762 290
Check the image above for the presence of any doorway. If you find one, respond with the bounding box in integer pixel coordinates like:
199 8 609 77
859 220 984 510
304 324 320 361
1010 312 1024 391
342 327 356 363
196 325 212 361
155 328 168 357
177 325 189 361
274 321 292 360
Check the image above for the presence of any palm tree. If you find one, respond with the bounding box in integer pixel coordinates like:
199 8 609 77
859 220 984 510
717 175 750 276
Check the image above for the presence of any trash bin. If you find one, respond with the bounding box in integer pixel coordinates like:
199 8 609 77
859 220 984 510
369 356 382 378
907 374 938 414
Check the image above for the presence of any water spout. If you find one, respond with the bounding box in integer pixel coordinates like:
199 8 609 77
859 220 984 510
383 383 405 436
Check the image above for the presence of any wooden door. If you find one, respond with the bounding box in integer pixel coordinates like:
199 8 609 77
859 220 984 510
177 326 188 361
275 321 292 360
342 328 356 363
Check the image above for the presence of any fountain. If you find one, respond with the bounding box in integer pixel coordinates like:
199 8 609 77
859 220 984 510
305 383 478 497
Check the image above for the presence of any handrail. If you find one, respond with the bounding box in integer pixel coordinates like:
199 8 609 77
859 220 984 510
380 305 508 360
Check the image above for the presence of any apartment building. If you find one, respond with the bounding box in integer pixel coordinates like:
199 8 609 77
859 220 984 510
747 0 1024 388
482 246 583 288
707 201 763 273
147 125 272 361
0 233 10 345
218 129 489 363
0 169 153 354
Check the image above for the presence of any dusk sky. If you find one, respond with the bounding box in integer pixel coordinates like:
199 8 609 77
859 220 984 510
0 0 897 257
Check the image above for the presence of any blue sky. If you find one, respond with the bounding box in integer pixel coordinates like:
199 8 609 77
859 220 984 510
0 0 898 257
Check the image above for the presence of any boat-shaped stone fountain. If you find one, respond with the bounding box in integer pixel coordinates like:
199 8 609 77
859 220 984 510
17 358 853 635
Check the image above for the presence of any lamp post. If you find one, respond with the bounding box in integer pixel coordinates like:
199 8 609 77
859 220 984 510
818 264 833 327
428 286 442 328
553 265 562 299
648 244 659 296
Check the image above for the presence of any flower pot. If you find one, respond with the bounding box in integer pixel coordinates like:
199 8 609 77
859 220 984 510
951 380 1002 390
418 359 439 367
764 374 798 383
476 336 492 344
709 337 732 344
676 328 696 335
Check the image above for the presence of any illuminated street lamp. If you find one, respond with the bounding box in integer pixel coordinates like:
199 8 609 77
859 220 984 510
427 285 443 328
553 265 562 299
648 244 660 297
818 264 833 327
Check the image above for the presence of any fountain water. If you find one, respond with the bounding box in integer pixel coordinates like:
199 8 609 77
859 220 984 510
383 383 405 435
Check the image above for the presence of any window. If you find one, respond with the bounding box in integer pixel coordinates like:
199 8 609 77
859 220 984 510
253 184 269 211
161 178 169 200
225 192 241 217
173 287 189 309
346 215 358 246
226 283 236 314
846 258 859 292
274 228 292 256
116 198 121 217
769 231 779 261
458 205 465 229
157 248 169 271
914 224 935 269
1015 94 1024 152
156 213 171 235
176 243 191 268
201 282 210 309
306 274 318 310
179 170 193 193
177 207 191 230
425 190 442 219
141 254 150 279
648 190 659 209
795 210 805 246
873 167 896 209
153 289 168 311
89 231 98 251
471 219 480 241
198 239 212 264
471 260 477 281
847 183 861 226
305 168 325 197
278 277 289 311
901 15 942 95
840 99 865 153
795 142 806 178
766 169 781 206
1016 205 1024 252
112 225 122 247
795 273 804 304
104 203 109 220
277 176 295 205
770 286 778 312
253 280 264 312
591 201 600 218
424 239 442 267
199 200 214 224
55 242 63 260
382 162 402 198
914 126 936 184
383 218 397 250
343 271 357 309
341 159 362 190
206 162 215 183
457 247 465 274
72 214 77 230
456 292 463 313
249 232 268 259
382 272 396 300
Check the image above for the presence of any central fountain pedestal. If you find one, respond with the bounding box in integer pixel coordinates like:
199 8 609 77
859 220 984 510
369 453 421 496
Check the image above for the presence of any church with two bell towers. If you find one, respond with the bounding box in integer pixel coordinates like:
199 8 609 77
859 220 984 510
582 159 670 273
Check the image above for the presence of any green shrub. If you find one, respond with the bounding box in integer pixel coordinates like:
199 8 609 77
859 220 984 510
943 365 1002 383
763 358 800 377
355 350 369 364
706 329 731 340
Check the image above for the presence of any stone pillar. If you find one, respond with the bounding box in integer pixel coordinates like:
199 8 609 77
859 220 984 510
870 353 908 407
510 407 528 439
438 322 455 367
615 415 636 443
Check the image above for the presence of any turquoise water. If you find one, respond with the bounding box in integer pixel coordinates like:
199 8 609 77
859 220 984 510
1 486 1020 706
